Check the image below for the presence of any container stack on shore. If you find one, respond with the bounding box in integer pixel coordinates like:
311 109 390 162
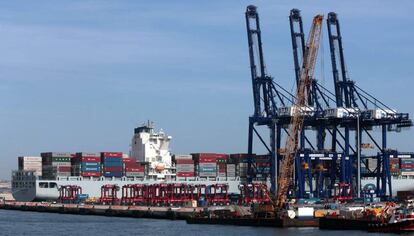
18 156 42 176
41 152 72 179
123 158 145 178
102 152 123 177
72 153 101 177
400 158 414 176
174 155 195 179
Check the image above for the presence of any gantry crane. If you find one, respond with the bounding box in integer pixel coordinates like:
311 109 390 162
275 15 324 208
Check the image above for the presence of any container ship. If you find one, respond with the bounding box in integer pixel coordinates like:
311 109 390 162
11 122 244 202
11 122 414 202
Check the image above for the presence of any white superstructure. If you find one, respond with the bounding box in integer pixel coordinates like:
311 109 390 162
130 122 174 180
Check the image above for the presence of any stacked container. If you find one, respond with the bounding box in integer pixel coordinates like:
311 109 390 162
230 153 253 179
217 158 227 177
102 152 123 177
255 155 271 179
192 153 229 178
41 152 72 178
400 158 414 176
389 158 400 176
72 152 101 177
123 158 145 177
226 163 236 178
174 155 195 178
18 156 42 176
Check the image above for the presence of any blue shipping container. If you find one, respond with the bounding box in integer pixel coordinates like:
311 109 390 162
103 158 123 163
400 168 414 172
103 161 123 167
102 157 123 162
199 167 217 172
82 166 101 172
103 171 123 177
81 162 101 167
400 159 414 164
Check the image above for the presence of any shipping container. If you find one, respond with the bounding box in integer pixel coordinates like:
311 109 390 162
76 152 100 157
401 172 414 176
73 156 101 163
41 152 72 158
173 154 193 160
401 164 414 169
104 167 123 172
400 158 414 164
81 172 101 177
125 167 144 172
125 172 145 177
175 159 194 165
103 172 123 177
101 152 123 158
176 172 195 177
199 172 217 177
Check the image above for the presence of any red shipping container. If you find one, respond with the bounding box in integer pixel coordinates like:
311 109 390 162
125 162 144 168
101 152 123 157
122 158 136 163
176 159 194 164
390 158 399 164
82 172 101 177
401 164 414 168
215 154 229 159
125 167 145 172
79 157 101 162
176 172 195 177
58 166 71 172
104 167 123 172
199 157 217 163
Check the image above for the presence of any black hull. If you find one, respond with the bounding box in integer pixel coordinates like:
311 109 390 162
186 217 318 228
319 217 379 231
368 220 414 233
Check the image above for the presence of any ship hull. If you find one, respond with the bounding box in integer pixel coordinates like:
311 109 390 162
12 176 242 202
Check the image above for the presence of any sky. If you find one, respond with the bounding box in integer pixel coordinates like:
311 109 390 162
1 1 414 179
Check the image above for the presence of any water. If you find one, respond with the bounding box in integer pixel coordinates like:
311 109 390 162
0 210 396 236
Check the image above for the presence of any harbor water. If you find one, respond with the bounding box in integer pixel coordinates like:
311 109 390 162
0 210 393 236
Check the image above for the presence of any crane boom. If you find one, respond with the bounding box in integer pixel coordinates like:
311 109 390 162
275 15 324 208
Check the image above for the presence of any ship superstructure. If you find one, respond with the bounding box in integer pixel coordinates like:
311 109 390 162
130 122 174 180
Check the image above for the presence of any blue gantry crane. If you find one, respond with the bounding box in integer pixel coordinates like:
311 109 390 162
244 6 412 200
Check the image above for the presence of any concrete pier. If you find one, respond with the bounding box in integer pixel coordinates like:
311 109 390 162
0 202 202 220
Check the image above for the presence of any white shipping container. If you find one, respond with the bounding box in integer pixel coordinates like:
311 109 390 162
42 152 72 157
174 154 193 160
199 172 217 177
125 172 145 177
77 152 100 157
19 156 42 162
401 172 414 176
198 163 217 167
51 162 71 167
